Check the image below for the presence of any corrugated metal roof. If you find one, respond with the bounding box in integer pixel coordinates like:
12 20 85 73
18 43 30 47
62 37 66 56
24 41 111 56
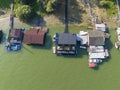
88 30 105 45
23 27 47 45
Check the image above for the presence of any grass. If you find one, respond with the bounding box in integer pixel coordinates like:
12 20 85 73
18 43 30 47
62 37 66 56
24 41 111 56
0 19 120 90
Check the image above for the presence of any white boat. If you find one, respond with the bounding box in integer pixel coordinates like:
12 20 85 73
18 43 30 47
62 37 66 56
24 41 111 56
79 31 88 36
118 35 120 41
115 42 119 49
116 28 120 35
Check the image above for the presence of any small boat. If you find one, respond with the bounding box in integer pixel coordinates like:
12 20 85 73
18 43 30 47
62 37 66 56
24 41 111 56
118 35 120 41
115 42 119 49
88 58 98 68
89 62 97 68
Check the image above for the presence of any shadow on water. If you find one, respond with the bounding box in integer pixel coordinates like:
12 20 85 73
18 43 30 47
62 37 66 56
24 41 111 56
105 39 113 60
93 66 99 70
105 28 113 60
0 32 7 44
93 28 113 70
76 43 88 58
22 44 34 54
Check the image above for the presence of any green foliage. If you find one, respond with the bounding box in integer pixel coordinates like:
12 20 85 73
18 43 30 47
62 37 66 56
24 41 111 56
100 1 111 8
16 0 36 5
40 0 57 13
45 0 56 12
14 0 58 20
15 5 33 22
0 0 11 8
100 0 117 16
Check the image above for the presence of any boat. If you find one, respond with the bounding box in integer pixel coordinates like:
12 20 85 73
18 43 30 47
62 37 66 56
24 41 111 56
115 42 119 49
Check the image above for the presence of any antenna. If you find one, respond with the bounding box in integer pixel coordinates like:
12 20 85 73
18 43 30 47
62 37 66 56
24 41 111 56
10 0 14 31
64 0 68 33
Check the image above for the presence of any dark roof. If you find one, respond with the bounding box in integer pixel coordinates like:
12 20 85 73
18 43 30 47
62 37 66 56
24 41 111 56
58 33 76 45
23 27 47 45
88 30 105 45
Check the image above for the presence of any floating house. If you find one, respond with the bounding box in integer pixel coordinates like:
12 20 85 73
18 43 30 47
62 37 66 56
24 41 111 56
87 30 109 68
54 33 77 55
53 0 77 55
6 29 23 51
88 30 106 59
23 27 47 45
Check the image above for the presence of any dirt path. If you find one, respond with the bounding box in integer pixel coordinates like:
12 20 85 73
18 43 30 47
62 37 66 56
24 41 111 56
0 17 9 22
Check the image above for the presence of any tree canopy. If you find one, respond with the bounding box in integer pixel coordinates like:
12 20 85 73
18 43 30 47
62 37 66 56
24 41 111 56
14 0 120 22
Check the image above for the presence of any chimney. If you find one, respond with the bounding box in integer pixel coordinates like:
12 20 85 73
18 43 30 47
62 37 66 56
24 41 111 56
64 0 68 33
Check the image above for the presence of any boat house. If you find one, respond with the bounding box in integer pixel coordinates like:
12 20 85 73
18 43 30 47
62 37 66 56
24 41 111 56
53 0 77 55
23 27 47 45
5 29 23 51
87 30 109 68
54 33 77 55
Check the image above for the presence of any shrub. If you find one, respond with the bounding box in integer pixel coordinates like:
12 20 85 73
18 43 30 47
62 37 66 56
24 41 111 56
100 1 111 8
15 5 33 22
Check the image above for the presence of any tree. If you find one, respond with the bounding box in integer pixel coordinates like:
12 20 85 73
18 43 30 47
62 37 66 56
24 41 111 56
39 0 57 13
16 0 36 5
14 0 68 21
99 0 111 8
15 5 33 22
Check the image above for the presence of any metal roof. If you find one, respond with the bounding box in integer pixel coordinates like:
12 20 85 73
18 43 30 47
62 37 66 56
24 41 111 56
58 33 76 45
88 30 105 45
23 27 47 45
